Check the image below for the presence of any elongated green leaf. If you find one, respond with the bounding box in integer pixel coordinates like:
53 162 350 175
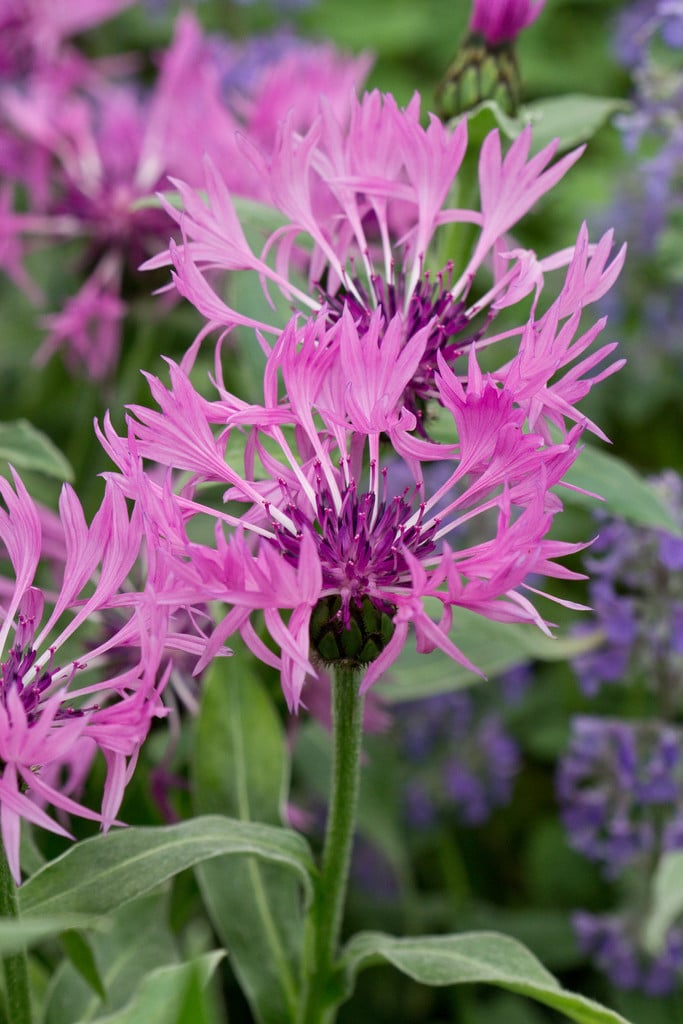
378 609 602 702
86 952 225 1024
19 815 314 919
455 94 627 153
0 419 73 480
60 930 106 1000
342 932 631 1024
563 445 682 535
170 962 219 1024
520 94 630 151
0 915 97 953
45 892 177 1024
193 660 304 1024
643 851 683 952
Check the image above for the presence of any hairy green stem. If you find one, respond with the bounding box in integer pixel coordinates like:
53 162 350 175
0 846 32 1024
301 664 364 1024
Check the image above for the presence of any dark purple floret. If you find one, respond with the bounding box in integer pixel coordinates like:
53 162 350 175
270 476 439 627
0 613 88 729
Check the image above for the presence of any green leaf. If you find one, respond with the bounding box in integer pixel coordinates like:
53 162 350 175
192 660 305 1024
0 915 97 954
643 850 683 953
378 608 602 702
0 419 74 481
82 952 225 1024
520 94 630 152
563 444 683 536
19 815 314 919
454 94 628 154
45 892 178 1024
60 930 106 1000
170 961 219 1024
342 931 631 1024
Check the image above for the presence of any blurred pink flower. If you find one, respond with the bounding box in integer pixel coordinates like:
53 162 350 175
38 260 126 379
0 13 369 378
0 0 134 79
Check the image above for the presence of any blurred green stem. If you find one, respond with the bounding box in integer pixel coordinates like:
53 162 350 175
0 846 31 1024
301 665 365 1024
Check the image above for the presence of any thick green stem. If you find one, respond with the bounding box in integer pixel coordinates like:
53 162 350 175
0 846 31 1024
301 664 365 1024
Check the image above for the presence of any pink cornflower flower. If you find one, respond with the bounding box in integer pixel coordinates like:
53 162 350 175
469 0 545 47
0 14 369 378
0 0 135 80
146 90 623 433
99 303 598 713
0 13 237 377
0 469 170 883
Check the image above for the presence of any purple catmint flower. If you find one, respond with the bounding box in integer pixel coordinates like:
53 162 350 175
571 471 683 699
394 684 521 830
0 469 173 883
557 717 683 879
601 0 683 384
573 910 683 996
146 90 624 437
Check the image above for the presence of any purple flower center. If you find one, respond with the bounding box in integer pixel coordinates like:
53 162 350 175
270 478 438 625
323 268 483 434
0 641 53 724
0 615 84 727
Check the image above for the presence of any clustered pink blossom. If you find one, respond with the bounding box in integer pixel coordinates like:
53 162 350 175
97 88 626 714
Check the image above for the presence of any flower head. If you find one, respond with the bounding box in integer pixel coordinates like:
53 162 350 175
149 91 623 436
0 469 170 882
100 297 592 712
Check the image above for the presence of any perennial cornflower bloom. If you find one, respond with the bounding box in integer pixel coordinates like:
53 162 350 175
437 0 545 116
0 0 135 80
99 292 603 712
147 90 624 435
0 469 171 883
1 13 368 377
